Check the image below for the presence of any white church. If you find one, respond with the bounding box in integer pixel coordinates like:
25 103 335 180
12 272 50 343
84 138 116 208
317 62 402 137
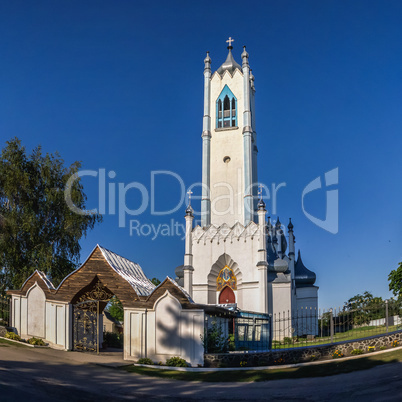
175 39 318 318
8 40 318 366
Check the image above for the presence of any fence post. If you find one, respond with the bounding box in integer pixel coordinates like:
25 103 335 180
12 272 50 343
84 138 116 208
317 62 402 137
385 300 389 333
320 309 323 338
330 309 334 343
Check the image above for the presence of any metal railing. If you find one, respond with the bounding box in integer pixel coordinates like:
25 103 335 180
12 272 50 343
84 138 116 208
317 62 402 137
203 311 272 353
272 300 402 349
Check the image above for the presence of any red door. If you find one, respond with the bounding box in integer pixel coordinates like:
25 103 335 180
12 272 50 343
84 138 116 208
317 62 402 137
219 286 235 304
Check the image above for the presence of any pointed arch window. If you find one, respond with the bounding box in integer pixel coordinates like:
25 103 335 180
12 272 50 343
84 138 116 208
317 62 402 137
216 85 237 128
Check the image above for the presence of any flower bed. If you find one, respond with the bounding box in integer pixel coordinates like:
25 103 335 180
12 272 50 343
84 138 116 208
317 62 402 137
1 331 48 348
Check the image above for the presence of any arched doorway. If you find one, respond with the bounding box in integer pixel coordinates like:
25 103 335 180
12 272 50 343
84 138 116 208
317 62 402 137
71 276 114 353
219 286 235 304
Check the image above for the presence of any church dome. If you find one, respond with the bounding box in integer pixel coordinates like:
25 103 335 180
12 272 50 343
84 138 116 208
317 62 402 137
270 258 288 273
174 264 184 287
294 250 316 287
216 46 242 76
267 239 288 272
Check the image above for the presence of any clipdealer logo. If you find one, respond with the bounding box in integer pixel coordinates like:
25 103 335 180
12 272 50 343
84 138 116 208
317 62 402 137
64 167 339 237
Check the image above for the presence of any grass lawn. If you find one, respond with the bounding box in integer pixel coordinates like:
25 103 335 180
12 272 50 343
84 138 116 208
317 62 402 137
273 325 401 349
121 348 402 382
0 338 31 348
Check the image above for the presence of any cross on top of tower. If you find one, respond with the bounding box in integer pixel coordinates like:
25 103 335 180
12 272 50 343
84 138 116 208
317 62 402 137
226 37 234 48
257 184 266 210
187 189 193 205
258 184 263 199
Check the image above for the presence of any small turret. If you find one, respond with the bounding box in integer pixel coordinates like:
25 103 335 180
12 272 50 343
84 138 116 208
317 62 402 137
294 250 316 287
204 51 211 72
276 217 281 229
241 45 249 65
250 69 255 91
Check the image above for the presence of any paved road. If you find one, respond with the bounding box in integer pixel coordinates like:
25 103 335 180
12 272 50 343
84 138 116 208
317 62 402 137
0 344 402 401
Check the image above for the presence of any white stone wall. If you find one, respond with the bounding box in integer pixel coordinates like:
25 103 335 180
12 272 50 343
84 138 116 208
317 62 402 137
369 315 402 327
45 301 71 349
11 296 21 334
11 283 46 339
269 281 293 340
27 285 46 337
294 286 319 336
10 284 71 350
191 222 263 312
295 286 319 312
124 291 205 366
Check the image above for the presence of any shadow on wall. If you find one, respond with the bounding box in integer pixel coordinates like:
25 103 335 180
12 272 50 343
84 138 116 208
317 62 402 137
155 297 203 363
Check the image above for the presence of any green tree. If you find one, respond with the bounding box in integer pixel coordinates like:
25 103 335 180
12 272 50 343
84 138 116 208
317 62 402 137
0 138 102 292
151 277 161 286
389 262 402 300
201 320 229 353
341 291 383 325
106 296 124 322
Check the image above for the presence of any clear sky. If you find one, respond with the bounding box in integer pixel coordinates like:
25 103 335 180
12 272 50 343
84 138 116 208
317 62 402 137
1 0 401 308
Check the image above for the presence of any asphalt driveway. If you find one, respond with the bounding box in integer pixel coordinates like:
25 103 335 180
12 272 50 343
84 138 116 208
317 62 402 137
0 344 401 401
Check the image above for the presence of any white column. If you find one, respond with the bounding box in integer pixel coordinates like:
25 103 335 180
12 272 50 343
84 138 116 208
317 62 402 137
242 46 254 225
257 201 268 314
201 52 211 227
183 208 194 297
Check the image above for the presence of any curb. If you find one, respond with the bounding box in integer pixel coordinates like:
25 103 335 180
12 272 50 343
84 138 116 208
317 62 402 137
131 345 402 372
0 336 49 348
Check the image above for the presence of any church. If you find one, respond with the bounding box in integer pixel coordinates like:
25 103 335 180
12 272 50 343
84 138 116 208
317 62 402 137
175 38 318 321
7 39 319 366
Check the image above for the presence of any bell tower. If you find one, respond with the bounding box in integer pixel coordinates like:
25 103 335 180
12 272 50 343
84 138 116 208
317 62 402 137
201 38 258 228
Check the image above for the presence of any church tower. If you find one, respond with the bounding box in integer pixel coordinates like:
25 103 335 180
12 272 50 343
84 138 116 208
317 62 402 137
201 38 258 227
176 39 318 323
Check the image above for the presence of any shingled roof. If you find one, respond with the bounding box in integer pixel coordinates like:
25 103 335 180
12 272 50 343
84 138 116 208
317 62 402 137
97 245 155 297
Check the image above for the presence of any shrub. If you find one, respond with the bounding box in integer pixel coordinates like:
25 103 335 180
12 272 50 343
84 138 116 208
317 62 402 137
103 331 123 348
201 321 228 353
228 334 235 351
380 346 387 350
368 346 375 352
392 340 399 348
332 349 344 359
351 348 364 355
239 360 247 367
137 357 154 365
27 337 46 346
5 331 21 341
283 337 292 345
165 356 188 367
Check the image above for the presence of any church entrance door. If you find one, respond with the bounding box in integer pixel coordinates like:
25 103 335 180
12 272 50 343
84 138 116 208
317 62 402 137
219 286 235 304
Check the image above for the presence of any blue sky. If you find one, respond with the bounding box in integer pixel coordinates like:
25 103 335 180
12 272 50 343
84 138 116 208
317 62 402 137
1 0 401 308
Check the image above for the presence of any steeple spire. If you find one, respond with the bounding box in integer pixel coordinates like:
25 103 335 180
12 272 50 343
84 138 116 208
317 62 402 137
216 37 242 76
257 184 266 210
185 190 194 216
